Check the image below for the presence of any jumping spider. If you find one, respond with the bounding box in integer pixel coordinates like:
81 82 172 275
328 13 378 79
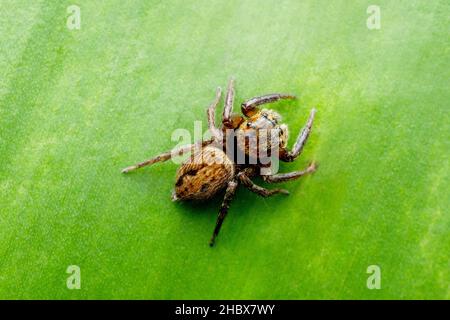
122 79 317 246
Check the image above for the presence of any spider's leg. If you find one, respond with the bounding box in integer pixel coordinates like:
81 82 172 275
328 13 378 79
222 78 235 128
238 172 289 197
241 93 296 117
209 179 238 247
207 87 223 141
121 139 213 173
280 108 316 162
262 162 317 183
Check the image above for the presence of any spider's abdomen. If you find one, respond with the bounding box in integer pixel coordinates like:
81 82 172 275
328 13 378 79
173 146 234 201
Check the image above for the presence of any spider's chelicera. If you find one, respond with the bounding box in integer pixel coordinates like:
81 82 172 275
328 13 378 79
122 79 317 246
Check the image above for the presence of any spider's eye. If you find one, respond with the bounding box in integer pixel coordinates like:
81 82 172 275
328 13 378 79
262 113 268 118
246 122 252 127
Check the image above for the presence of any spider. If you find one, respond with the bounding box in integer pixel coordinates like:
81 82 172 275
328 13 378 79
122 79 317 246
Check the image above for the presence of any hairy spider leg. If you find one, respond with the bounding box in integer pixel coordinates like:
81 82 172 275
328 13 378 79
280 108 316 162
121 139 213 173
209 179 238 246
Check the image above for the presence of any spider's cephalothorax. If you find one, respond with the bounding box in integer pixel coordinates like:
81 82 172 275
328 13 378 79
122 79 317 246
233 108 289 163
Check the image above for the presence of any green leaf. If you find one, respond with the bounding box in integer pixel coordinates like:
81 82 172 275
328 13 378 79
0 0 448 299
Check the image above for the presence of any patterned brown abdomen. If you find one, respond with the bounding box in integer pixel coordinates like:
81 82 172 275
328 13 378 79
173 146 234 201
